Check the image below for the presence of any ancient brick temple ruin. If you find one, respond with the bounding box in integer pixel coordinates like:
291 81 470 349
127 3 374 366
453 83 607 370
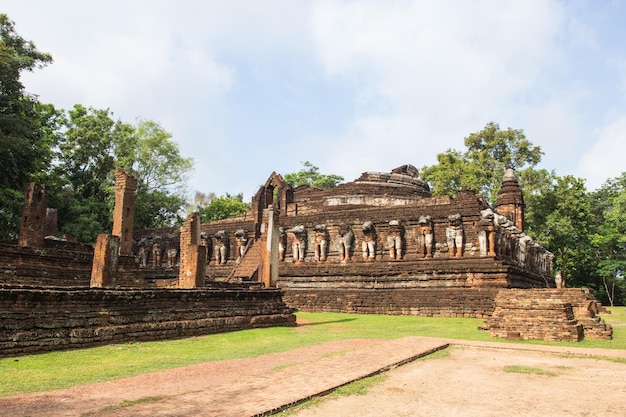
0 165 613 356
0 172 295 357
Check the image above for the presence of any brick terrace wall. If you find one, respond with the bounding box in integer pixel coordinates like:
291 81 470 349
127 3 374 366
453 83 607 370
484 289 612 342
0 286 296 357
283 288 498 318
278 258 549 290
0 240 94 287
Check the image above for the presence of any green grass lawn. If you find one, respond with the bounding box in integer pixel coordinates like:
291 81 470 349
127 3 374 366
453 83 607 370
1 307 624 397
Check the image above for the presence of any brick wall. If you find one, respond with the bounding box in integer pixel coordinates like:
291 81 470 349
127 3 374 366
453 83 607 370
0 241 93 287
283 288 498 318
0 286 296 357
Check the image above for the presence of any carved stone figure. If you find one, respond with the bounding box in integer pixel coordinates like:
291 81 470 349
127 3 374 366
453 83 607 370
387 220 403 260
477 208 496 257
138 238 148 268
289 225 307 263
151 238 162 267
166 247 178 268
214 230 228 265
446 213 464 257
417 215 434 258
361 221 377 261
517 234 532 264
200 232 211 265
337 223 354 262
555 270 565 289
313 224 328 262
278 227 287 261
234 229 248 261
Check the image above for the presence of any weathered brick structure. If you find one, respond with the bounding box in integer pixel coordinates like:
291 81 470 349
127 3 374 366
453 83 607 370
138 163 607 342
112 170 137 255
90 234 120 287
484 288 612 342
0 173 296 357
0 286 295 357
18 183 48 248
178 212 206 288
0 163 612 346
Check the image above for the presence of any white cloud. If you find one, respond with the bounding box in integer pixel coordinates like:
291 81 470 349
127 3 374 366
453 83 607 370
310 0 569 180
5 0 626 199
578 116 626 190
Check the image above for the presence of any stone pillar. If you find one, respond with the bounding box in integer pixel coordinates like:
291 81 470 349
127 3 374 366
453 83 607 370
18 183 48 247
90 234 120 287
259 205 279 288
178 213 206 288
44 208 58 237
112 170 137 255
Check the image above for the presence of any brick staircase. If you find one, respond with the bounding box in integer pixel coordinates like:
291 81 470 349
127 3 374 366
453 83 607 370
484 289 612 342
228 239 261 282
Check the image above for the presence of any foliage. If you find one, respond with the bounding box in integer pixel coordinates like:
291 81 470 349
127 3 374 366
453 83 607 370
0 14 53 239
197 193 250 223
526 175 592 287
421 122 543 204
589 173 626 306
118 119 193 196
49 108 192 241
284 161 344 189
116 119 193 229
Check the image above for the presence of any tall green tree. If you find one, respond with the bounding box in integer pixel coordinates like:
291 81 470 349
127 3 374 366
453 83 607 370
117 119 193 229
421 122 543 204
590 173 626 306
51 109 193 241
0 14 53 239
49 105 132 241
284 161 344 189
526 175 592 287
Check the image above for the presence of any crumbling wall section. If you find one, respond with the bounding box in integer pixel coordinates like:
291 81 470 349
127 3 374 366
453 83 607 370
484 288 612 342
0 241 93 287
0 287 296 357
18 183 48 248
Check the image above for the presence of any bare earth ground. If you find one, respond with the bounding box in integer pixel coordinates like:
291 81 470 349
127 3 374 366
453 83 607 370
1 337 626 417
291 345 626 417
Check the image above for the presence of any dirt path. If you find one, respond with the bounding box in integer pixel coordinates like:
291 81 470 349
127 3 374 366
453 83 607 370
291 345 626 417
1 338 625 417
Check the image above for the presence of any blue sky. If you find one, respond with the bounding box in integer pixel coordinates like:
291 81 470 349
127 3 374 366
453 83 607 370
5 0 626 199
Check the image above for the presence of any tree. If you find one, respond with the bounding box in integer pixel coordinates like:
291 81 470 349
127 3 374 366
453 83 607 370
590 173 626 306
117 119 193 229
49 105 132 241
284 161 344 189
527 175 592 287
421 122 543 204
0 14 53 239
51 108 193 240
197 193 250 223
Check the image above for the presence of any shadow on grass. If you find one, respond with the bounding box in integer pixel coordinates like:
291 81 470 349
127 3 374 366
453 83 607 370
297 318 358 327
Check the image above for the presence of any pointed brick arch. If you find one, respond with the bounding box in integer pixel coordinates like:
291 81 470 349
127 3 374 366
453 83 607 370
251 172 293 237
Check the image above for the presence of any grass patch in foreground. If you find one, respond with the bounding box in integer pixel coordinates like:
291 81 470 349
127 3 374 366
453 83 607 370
1 308 624 397
503 365 559 376
275 374 387 416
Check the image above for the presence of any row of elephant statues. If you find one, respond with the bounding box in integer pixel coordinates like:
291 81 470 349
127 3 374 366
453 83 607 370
133 208 553 275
